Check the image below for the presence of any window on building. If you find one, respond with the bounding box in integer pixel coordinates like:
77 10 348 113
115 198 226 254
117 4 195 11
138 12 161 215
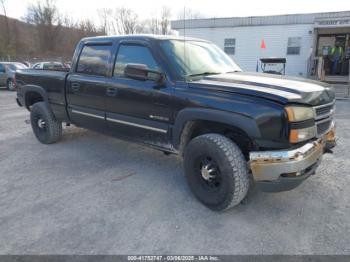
287 37 301 55
114 44 159 77
224 38 236 55
77 44 112 76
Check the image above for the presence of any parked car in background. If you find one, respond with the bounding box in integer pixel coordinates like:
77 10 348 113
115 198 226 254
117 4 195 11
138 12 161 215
0 62 28 91
32 62 67 70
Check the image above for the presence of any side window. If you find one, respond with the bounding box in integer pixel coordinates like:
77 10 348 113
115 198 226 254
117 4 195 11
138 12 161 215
77 44 112 76
114 44 159 77
43 64 51 70
43 63 63 70
9 64 16 71
0 64 4 72
224 38 236 55
287 37 302 55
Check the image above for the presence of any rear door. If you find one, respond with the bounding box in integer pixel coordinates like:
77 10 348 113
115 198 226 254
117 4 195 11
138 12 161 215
66 43 114 132
0 64 7 86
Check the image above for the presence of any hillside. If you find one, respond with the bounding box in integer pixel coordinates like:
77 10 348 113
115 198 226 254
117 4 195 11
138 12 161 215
0 15 103 62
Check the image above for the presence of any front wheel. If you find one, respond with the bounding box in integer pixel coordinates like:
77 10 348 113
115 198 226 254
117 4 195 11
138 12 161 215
30 102 62 144
184 134 250 211
7 79 15 91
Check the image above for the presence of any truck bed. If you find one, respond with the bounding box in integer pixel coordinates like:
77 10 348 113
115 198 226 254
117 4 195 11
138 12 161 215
16 69 70 121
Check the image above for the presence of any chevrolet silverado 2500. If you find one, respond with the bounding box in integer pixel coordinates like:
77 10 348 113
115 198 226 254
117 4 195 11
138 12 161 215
16 35 336 211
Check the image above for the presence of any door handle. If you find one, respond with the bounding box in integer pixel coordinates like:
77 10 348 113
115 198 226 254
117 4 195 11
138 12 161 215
71 83 80 92
106 87 118 97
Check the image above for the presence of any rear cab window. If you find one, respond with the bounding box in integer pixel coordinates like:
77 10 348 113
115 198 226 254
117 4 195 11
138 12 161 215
114 44 159 77
76 44 113 76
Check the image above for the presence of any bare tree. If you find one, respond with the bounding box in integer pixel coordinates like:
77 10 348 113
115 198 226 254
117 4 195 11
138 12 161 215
147 16 161 34
113 7 141 35
160 6 171 35
99 7 169 35
98 7 144 35
177 8 206 20
79 19 100 36
61 15 77 28
145 7 171 35
98 8 113 35
25 0 62 54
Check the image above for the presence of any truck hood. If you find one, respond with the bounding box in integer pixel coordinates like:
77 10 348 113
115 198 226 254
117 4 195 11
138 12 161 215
189 72 335 106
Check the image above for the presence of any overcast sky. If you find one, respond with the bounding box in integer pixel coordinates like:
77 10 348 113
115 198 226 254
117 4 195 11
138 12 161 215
3 0 350 23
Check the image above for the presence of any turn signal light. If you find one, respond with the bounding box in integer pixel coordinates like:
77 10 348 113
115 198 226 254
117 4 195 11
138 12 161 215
289 130 300 144
289 126 317 143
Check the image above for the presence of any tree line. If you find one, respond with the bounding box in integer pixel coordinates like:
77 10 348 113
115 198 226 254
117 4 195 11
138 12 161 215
0 0 206 62
0 0 102 61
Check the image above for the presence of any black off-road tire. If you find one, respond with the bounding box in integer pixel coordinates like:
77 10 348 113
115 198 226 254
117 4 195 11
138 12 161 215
184 134 250 211
7 79 15 91
30 102 62 144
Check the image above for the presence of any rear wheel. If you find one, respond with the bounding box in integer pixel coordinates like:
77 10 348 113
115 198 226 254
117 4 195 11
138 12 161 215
30 102 62 144
7 79 15 91
184 134 250 211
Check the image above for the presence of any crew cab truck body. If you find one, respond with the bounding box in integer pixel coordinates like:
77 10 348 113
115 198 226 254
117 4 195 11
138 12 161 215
16 35 336 211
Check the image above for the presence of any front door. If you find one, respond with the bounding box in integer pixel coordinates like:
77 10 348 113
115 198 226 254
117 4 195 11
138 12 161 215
66 43 113 132
105 42 173 148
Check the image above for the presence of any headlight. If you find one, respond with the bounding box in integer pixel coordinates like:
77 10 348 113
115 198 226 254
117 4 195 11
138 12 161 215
286 106 316 143
285 106 315 122
289 126 317 143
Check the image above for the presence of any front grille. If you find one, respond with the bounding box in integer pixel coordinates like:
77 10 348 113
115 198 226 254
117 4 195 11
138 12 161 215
313 101 335 137
316 119 332 136
314 102 335 120
316 105 333 117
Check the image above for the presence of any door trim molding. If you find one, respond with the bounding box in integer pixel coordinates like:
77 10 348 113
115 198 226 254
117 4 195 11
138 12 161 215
71 107 168 134
72 109 105 120
107 117 168 133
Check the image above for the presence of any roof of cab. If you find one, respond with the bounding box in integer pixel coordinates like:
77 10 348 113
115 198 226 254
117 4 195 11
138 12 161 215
81 34 209 43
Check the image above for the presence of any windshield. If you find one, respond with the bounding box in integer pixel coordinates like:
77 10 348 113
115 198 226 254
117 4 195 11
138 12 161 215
159 39 241 79
15 63 27 69
8 63 27 71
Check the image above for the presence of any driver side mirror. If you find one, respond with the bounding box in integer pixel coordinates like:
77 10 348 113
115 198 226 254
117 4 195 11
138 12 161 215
124 63 165 86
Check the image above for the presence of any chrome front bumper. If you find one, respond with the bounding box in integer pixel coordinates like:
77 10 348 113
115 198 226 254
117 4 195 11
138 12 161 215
249 125 336 190
250 138 325 182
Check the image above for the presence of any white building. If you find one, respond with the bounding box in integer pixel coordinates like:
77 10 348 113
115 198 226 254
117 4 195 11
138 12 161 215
171 11 350 83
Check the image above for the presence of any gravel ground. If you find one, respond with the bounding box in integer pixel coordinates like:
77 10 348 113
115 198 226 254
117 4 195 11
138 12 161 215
0 89 349 255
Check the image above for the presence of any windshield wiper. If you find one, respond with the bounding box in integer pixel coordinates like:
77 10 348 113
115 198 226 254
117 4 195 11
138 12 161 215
187 72 222 78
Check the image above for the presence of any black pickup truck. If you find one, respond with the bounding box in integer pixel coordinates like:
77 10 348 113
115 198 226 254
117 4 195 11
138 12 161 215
16 35 336 211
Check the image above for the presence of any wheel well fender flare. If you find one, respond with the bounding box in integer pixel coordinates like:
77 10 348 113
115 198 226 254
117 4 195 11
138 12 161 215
172 108 261 150
23 85 49 108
